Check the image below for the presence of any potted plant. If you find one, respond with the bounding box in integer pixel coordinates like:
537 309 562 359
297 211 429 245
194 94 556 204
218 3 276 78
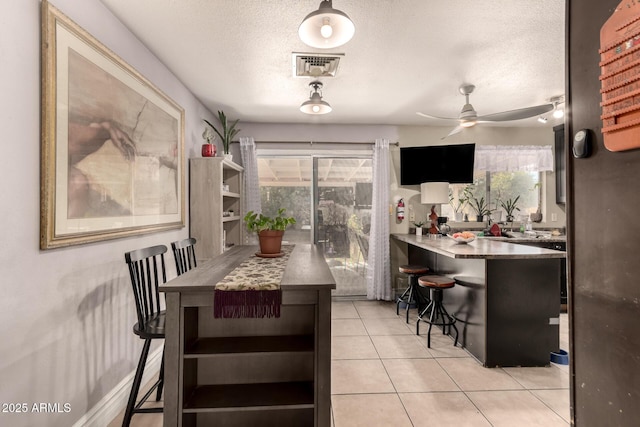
449 187 470 222
499 195 521 222
204 110 240 160
413 220 425 236
244 208 296 255
201 127 216 157
469 196 493 222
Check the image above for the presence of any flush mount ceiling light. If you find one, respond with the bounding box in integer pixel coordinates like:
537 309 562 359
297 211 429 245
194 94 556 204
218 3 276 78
300 81 332 115
299 0 355 49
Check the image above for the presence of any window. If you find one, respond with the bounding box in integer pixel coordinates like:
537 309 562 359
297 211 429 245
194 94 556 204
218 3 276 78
441 171 542 222
441 145 552 222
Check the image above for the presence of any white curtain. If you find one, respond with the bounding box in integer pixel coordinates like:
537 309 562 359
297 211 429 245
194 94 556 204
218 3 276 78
240 137 261 243
475 145 554 172
366 138 391 301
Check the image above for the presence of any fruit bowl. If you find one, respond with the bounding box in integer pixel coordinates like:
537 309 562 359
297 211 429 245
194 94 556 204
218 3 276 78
449 232 476 244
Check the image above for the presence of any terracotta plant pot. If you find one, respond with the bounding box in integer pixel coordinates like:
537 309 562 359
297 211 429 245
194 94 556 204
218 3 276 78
258 230 284 254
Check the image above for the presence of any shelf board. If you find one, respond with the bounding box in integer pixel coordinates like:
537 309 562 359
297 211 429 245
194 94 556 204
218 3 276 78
222 159 244 172
185 335 314 357
183 381 314 413
222 216 241 222
222 191 240 198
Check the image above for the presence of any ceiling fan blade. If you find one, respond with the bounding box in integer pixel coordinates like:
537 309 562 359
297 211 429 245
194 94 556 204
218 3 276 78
416 111 458 121
441 125 463 139
477 103 554 122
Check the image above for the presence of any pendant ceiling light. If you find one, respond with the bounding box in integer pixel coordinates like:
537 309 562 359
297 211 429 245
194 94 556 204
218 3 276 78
299 0 355 49
300 81 332 115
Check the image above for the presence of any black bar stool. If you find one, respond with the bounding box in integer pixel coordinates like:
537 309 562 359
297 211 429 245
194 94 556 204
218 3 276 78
416 275 459 348
396 264 429 323
170 237 197 276
123 245 168 427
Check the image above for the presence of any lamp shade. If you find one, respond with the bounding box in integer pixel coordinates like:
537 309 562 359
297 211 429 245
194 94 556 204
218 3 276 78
300 92 332 114
300 81 332 115
420 182 449 204
299 0 355 49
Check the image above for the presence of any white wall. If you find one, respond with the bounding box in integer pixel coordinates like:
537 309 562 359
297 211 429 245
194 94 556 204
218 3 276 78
0 1 211 426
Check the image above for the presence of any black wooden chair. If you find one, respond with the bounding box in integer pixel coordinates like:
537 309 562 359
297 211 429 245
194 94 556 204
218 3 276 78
170 237 197 276
123 245 168 427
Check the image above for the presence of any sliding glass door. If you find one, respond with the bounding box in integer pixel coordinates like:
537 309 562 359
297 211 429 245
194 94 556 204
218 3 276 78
314 157 372 297
257 155 372 297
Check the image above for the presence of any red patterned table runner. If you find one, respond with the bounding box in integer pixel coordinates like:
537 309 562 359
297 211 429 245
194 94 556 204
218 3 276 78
213 245 294 318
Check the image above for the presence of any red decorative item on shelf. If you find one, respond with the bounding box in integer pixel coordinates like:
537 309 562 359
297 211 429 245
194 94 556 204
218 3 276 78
202 144 216 157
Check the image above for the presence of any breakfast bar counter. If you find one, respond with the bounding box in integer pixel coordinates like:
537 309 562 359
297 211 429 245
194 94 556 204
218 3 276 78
392 234 565 367
160 244 335 427
393 233 566 260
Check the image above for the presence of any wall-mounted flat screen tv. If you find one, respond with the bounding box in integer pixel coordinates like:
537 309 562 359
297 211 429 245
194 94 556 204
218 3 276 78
400 143 475 185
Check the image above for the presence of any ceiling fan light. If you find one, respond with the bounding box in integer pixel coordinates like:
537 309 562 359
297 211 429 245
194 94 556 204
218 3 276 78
553 108 564 119
299 0 355 49
538 116 548 124
461 120 476 128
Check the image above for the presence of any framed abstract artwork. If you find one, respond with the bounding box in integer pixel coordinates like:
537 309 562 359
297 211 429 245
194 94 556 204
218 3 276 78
40 1 185 249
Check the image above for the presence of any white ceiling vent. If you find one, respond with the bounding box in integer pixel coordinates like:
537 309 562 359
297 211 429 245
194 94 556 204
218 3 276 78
292 52 344 78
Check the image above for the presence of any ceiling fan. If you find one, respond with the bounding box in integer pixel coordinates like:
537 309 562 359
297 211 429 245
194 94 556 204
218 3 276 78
417 84 555 139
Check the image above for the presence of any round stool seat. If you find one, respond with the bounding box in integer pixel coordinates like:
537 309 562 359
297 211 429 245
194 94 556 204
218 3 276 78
418 275 455 289
396 264 430 323
399 264 430 275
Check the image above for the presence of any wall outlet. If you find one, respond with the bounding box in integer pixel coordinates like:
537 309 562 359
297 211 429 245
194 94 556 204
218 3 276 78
551 213 557 222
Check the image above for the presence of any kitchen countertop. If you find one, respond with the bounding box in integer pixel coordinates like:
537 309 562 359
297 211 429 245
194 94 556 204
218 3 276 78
392 233 566 260
479 231 567 243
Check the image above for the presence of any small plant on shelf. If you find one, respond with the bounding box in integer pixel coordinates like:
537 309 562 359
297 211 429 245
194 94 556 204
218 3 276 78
449 187 471 212
413 220 426 236
499 195 521 222
469 196 493 222
449 186 471 221
203 110 240 155
200 127 217 157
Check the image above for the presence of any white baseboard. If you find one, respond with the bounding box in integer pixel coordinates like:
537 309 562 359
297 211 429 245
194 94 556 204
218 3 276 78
73 346 163 427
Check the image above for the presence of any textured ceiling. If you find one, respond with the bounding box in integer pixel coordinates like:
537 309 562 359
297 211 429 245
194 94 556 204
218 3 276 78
100 0 565 127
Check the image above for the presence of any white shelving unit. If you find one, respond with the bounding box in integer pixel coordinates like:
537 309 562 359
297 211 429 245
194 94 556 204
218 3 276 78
190 158 244 259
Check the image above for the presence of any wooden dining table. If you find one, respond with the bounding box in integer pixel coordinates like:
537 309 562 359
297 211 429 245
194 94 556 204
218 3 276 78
159 244 336 427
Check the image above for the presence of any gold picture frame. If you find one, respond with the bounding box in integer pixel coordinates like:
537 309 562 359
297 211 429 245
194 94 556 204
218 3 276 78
40 1 185 249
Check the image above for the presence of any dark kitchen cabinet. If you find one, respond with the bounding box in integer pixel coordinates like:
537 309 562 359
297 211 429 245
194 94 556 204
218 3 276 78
511 240 567 306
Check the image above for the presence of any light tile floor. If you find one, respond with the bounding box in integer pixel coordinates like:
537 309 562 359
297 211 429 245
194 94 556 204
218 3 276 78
330 300 570 427
110 300 570 427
